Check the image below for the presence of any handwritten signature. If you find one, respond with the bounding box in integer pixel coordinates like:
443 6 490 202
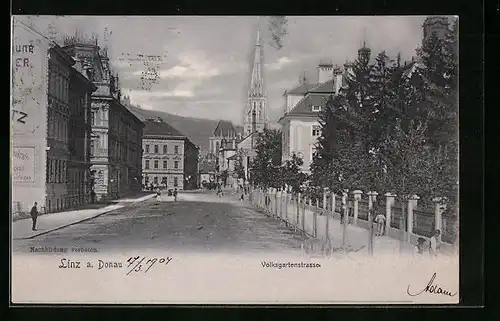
407 273 457 297
126 256 173 276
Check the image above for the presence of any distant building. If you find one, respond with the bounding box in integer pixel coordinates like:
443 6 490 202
198 155 217 184
62 32 144 201
209 120 240 156
11 20 97 214
142 117 199 190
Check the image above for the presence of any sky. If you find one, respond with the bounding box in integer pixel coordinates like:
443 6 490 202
16 15 427 126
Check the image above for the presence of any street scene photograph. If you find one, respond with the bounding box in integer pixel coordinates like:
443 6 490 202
11 15 459 304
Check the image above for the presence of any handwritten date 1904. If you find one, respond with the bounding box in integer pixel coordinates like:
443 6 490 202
126 256 173 276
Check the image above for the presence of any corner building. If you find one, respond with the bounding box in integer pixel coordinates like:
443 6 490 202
62 33 144 201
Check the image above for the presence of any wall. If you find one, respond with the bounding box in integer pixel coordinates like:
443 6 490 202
11 19 49 212
289 119 320 172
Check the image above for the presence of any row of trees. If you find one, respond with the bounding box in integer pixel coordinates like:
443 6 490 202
249 19 458 220
310 20 458 214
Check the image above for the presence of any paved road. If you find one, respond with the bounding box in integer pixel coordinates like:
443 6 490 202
12 191 306 255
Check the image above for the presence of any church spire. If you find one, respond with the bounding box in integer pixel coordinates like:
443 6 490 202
249 28 264 97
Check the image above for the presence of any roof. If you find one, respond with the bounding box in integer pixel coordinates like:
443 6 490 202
285 83 318 96
213 120 239 137
143 118 186 137
226 154 239 161
307 79 335 94
285 94 330 117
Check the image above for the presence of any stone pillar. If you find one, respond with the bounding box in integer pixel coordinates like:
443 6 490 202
323 191 327 210
331 192 336 214
385 193 396 235
352 190 363 225
296 193 301 228
407 195 420 240
432 197 444 234
282 190 287 219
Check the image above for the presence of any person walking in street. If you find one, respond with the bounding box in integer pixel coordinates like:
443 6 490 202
429 229 442 257
173 188 178 202
156 189 161 203
30 202 39 231
90 190 96 204
374 199 386 236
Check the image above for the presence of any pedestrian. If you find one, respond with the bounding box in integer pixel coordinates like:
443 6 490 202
90 190 96 204
429 229 442 257
30 202 39 231
156 189 161 203
414 237 427 256
240 193 244 202
374 200 386 236
173 188 178 202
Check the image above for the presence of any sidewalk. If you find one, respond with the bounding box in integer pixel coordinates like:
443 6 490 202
12 193 156 240
241 192 456 258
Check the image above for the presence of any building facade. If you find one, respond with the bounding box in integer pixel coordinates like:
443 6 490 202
62 33 144 201
142 118 199 190
278 60 350 173
209 120 240 156
11 20 97 214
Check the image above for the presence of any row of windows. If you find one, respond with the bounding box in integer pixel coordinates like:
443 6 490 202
145 160 180 170
48 63 69 103
47 107 69 143
144 144 179 154
144 176 179 187
46 158 68 183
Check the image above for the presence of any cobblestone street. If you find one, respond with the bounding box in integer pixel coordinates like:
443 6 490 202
12 190 306 255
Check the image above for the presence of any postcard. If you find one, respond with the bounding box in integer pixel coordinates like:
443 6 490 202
11 15 459 304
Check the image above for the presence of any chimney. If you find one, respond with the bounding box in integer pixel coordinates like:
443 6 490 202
333 65 343 95
318 60 334 84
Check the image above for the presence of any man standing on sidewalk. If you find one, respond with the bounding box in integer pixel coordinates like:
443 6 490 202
30 202 39 231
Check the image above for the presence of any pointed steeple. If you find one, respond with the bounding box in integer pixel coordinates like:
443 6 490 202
249 28 264 97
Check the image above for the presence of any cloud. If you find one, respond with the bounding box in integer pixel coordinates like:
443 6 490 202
266 56 293 71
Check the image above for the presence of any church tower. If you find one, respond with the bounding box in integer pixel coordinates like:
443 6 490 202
243 28 267 137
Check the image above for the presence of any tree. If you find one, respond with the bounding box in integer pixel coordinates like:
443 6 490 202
249 128 282 188
282 153 307 195
234 151 246 180
267 16 288 50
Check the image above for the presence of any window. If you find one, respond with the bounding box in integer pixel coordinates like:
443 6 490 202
174 145 179 154
163 160 168 168
312 125 321 136
312 105 321 112
173 177 178 187
145 160 150 169
163 145 167 154
154 160 158 169
145 145 149 153
174 161 179 169
310 146 317 161
154 145 158 153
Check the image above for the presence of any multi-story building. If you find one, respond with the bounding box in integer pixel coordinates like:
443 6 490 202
11 19 96 214
62 32 144 201
142 118 199 190
278 59 352 173
209 120 240 157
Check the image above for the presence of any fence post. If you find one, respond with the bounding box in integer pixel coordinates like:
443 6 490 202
296 193 301 231
432 197 444 235
407 194 419 241
342 191 348 249
352 190 363 225
385 193 396 235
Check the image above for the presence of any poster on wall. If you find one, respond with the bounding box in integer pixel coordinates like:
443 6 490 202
12 147 36 183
